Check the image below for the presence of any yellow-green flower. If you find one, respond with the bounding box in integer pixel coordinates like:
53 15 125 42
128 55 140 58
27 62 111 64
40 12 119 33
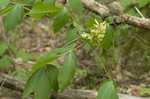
81 19 107 46
91 19 106 42
81 32 92 40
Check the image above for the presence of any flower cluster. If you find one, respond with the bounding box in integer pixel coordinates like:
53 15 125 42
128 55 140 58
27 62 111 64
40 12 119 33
81 19 107 46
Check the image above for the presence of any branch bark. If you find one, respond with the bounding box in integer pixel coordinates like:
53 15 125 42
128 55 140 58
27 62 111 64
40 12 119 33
0 72 149 99
82 0 150 30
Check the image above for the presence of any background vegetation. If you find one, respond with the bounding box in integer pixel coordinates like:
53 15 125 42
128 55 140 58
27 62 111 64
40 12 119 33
0 0 150 99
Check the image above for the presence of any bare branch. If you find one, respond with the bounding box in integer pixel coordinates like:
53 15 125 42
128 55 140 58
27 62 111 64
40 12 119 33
82 0 150 30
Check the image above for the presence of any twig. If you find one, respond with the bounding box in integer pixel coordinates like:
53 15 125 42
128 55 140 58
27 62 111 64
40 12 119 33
82 0 150 29
134 6 145 18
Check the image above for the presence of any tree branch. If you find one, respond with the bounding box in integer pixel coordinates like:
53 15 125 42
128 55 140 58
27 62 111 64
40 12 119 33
82 0 150 30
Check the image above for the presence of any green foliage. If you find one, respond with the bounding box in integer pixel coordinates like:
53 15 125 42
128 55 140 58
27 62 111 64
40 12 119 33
84 43 92 53
53 7 70 32
120 0 132 7
125 9 139 16
97 80 118 99
66 25 79 42
86 17 96 29
140 84 150 95
138 0 150 8
33 55 60 70
12 69 33 80
101 24 114 50
0 43 8 56
3 4 24 31
120 0 150 16
29 2 62 19
68 0 83 15
0 43 12 68
0 6 13 16
16 51 33 62
0 0 10 7
32 43 76 70
140 88 150 95
25 0 35 5
75 68 88 78
23 65 58 99
0 0 135 98
0 55 12 68
73 21 84 31
9 43 17 53
144 50 150 60
104 16 114 24
24 51 77 98
43 0 56 5
0 42 32 68
94 51 106 69
58 52 77 92
86 17 102 29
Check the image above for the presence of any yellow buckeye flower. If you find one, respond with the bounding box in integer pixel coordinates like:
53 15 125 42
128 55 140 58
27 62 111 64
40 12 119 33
81 33 92 40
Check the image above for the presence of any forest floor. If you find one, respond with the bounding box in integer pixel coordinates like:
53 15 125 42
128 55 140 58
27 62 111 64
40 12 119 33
1 17 150 98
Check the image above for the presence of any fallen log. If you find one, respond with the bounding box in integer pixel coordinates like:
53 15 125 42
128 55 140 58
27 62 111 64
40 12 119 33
82 0 150 30
0 72 149 99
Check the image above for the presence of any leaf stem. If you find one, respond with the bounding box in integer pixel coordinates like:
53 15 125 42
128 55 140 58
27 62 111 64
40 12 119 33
64 36 81 47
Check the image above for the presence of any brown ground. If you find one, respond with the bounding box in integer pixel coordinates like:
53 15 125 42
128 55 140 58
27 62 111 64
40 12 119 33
1 17 150 98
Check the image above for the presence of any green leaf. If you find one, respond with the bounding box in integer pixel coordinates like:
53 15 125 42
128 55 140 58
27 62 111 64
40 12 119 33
66 25 78 42
53 7 70 32
23 65 58 99
125 9 139 16
46 65 59 91
138 0 150 8
9 43 17 53
0 6 13 16
0 55 12 68
12 69 32 81
43 0 56 5
32 43 76 70
73 21 85 33
101 24 113 50
0 0 10 7
35 0 42 2
3 4 24 31
33 55 60 70
86 17 96 29
105 16 114 24
97 80 118 99
29 2 51 19
68 0 83 14
85 17 103 31
120 0 132 7
16 51 32 62
25 0 35 5
29 2 61 19
58 52 77 92
0 42 8 56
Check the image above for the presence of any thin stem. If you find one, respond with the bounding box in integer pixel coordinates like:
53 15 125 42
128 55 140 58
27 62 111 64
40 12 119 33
64 36 81 47
134 6 145 18
93 50 112 80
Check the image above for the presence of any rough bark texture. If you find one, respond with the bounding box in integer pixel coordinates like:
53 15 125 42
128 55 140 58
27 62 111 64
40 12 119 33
0 72 25 92
82 0 110 17
82 0 150 30
0 72 150 99
115 15 150 29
